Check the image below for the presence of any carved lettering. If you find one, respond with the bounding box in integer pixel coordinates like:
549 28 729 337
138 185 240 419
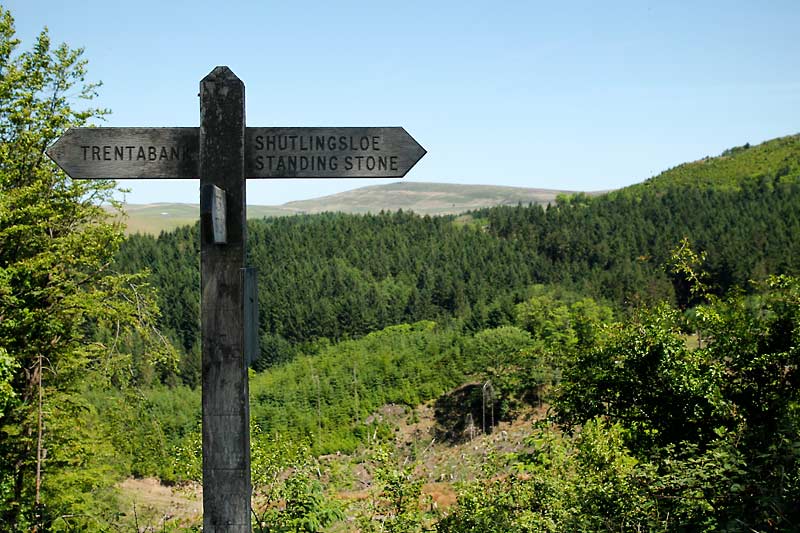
77 145 191 162
255 154 351 173
252 135 384 154
242 128 422 177
341 155 397 171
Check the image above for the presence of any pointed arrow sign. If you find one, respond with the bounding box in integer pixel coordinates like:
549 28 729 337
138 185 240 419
245 127 426 178
47 127 426 180
45 127 200 179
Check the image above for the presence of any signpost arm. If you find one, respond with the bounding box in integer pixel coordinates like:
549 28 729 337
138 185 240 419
199 66 251 532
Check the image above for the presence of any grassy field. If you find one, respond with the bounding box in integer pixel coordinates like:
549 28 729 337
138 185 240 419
114 203 293 235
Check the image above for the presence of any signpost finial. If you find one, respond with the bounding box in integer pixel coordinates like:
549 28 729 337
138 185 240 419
202 65 243 84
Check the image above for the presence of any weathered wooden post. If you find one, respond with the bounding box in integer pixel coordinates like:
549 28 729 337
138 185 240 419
45 66 427 532
199 66 251 531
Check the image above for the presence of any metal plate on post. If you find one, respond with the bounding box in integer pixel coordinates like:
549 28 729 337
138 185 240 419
200 184 227 244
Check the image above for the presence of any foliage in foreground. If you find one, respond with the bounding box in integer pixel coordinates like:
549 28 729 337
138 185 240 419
228 272 799 532
0 8 173 530
441 276 800 532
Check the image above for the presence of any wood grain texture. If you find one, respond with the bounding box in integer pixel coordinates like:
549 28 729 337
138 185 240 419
245 127 426 178
199 66 252 531
243 267 258 367
46 127 199 179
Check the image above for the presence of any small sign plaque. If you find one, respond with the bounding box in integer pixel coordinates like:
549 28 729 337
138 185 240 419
200 184 227 244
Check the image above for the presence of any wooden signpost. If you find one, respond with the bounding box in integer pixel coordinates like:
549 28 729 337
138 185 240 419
46 66 426 532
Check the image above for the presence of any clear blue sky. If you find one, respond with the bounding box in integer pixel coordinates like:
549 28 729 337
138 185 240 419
6 0 800 205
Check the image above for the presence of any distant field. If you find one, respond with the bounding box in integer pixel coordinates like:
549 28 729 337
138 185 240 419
114 204 293 235
112 181 591 235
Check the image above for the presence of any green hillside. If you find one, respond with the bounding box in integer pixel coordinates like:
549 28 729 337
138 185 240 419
115 133 800 383
629 133 800 193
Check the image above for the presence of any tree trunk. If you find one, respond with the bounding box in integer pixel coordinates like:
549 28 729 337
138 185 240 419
34 351 43 531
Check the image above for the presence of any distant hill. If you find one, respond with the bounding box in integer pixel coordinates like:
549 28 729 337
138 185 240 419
279 182 587 215
115 182 584 235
